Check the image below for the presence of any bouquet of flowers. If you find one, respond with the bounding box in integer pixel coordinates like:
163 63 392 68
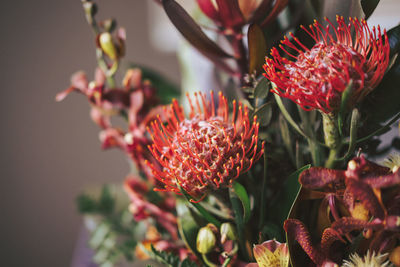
58 0 400 266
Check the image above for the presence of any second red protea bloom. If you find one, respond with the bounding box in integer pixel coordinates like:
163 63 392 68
264 16 390 113
147 92 264 201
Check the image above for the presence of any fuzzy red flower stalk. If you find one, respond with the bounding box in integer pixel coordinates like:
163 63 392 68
264 16 390 113
146 92 264 201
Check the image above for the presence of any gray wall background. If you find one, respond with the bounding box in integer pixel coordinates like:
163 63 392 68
1 0 399 266
0 1 179 266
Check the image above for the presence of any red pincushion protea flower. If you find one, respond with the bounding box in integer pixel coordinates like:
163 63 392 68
146 92 264 201
264 16 390 113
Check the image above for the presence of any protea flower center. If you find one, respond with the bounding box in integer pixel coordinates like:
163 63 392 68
287 42 365 111
147 92 264 201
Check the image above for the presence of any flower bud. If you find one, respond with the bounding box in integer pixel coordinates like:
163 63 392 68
99 32 118 60
220 222 237 244
196 224 217 254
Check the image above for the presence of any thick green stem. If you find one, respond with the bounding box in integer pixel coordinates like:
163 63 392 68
274 94 326 147
322 113 342 168
325 148 340 169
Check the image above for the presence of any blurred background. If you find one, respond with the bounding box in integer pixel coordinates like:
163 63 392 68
0 0 399 266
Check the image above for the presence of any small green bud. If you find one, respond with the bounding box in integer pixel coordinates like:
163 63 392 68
99 32 117 60
196 225 217 254
220 222 237 244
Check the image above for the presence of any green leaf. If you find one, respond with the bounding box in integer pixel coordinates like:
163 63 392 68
361 0 380 19
77 184 137 265
76 185 115 214
253 77 270 99
337 109 360 161
129 63 180 104
338 80 354 137
270 165 311 228
99 186 115 214
178 186 222 227
229 187 249 261
254 102 273 126
279 115 295 165
176 199 203 257
248 23 268 75
285 165 311 211
162 0 231 59
77 194 97 213
232 182 251 223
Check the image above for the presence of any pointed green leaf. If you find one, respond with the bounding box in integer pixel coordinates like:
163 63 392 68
253 77 270 99
270 165 311 228
176 198 203 256
178 186 222 227
254 102 273 126
232 181 251 223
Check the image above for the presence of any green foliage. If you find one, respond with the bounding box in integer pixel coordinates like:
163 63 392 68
77 185 115 214
176 199 203 258
253 77 270 99
231 182 251 224
76 185 138 267
179 186 222 227
229 185 249 261
269 165 311 238
150 245 201 267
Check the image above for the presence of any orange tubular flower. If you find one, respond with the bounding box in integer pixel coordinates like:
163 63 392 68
146 92 264 201
264 16 390 113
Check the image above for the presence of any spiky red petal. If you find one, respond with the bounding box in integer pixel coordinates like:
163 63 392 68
264 16 390 113
147 92 264 200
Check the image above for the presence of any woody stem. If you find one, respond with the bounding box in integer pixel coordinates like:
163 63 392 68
230 34 248 87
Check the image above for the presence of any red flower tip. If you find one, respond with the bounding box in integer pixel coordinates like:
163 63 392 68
146 91 263 200
264 16 390 113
